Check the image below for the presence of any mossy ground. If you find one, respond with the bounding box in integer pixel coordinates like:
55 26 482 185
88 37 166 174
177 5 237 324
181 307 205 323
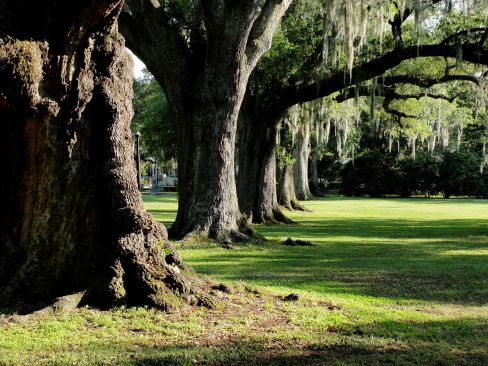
1 194 487 365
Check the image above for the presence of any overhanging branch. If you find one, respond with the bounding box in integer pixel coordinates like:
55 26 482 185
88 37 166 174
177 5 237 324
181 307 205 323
382 73 480 88
382 91 457 123
441 27 488 45
270 42 488 118
120 0 193 91
333 73 471 123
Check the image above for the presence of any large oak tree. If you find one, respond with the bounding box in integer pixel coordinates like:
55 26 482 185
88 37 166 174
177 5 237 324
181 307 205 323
0 0 212 310
120 0 291 242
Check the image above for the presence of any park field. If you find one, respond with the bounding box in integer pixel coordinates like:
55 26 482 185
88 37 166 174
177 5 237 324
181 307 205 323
1 195 488 365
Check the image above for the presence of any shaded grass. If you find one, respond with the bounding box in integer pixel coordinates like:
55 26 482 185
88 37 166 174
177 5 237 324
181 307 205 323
1 195 487 365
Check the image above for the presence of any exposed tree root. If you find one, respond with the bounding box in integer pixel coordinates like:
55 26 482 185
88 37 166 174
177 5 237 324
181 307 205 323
80 211 218 311
253 207 295 225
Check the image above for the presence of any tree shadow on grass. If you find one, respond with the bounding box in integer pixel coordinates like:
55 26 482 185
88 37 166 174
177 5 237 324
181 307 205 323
71 318 487 365
261 218 488 240
188 246 488 305
145 196 488 305
186 217 488 305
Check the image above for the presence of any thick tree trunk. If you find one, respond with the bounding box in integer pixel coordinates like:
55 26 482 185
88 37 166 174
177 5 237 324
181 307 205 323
255 140 293 223
169 89 248 242
236 96 292 224
293 121 314 201
277 164 304 211
119 1 291 242
236 97 260 221
0 1 212 310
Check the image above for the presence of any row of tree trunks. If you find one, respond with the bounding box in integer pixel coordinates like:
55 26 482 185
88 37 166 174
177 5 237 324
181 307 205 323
0 1 212 310
274 112 312 211
121 2 488 243
236 95 292 224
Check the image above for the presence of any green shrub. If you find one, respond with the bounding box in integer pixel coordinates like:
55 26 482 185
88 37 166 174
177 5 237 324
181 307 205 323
338 149 487 198
340 150 397 197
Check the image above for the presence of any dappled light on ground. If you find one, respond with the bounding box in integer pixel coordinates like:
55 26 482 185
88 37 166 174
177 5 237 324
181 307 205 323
171 196 488 306
1 195 487 365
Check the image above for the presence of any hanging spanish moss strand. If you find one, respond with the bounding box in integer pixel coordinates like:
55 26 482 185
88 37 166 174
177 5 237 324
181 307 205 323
321 0 488 79
322 0 389 80
441 127 450 149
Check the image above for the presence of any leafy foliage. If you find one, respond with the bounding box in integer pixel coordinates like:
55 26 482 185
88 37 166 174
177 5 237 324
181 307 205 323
340 149 488 197
131 71 176 172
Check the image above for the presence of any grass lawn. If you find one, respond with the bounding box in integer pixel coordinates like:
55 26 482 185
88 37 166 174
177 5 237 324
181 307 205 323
1 194 487 365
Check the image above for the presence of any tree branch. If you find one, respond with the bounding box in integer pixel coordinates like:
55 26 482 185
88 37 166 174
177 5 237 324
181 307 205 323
269 42 488 118
245 0 292 71
119 0 193 95
381 73 480 88
333 72 474 124
441 27 488 45
389 0 443 49
388 8 412 49
382 91 457 122
334 83 459 106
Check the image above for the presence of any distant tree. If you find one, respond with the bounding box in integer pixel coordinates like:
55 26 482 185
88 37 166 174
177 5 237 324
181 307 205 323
132 73 176 172
340 150 398 197
439 150 482 198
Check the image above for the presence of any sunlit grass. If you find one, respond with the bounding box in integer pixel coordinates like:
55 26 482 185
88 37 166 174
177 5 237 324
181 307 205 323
1 194 487 365
176 196 488 306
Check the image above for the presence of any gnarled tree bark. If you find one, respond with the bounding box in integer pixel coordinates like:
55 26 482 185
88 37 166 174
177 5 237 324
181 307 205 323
0 0 212 310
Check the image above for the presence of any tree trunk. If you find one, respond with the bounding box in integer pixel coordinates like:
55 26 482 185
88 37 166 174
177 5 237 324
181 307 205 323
236 96 292 224
277 164 304 211
236 96 259 221
276 117 305 211
119 1 291 242
293 120 314 200
169 88 248 242
310 155 320 195
0 1 213 310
